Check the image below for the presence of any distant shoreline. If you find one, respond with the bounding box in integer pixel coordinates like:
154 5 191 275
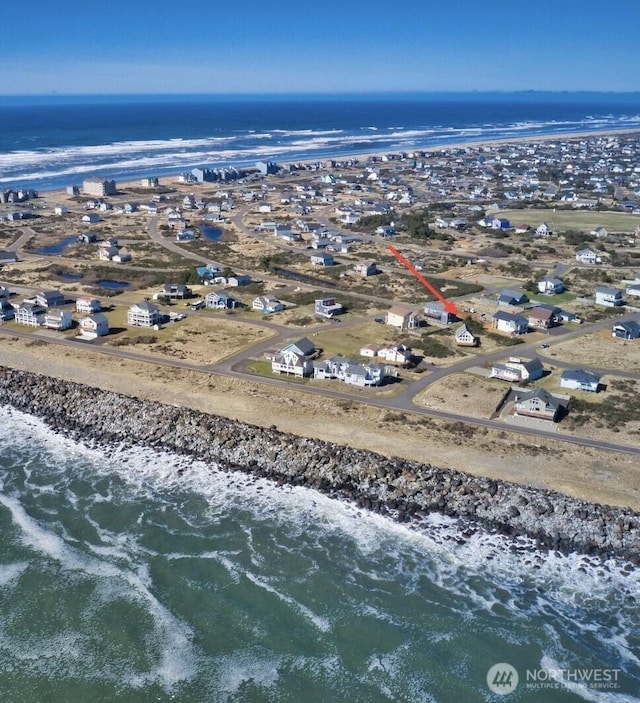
35 125 640 202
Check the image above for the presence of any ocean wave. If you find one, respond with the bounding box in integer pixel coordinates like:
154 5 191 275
2 114 640 190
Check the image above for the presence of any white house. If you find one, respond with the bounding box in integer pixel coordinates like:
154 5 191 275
560 369 600 392
252 296 284 313
79 313 109 339
43 309 73 331
537 278 564 295
492 311 529 335
454 323 479 347
594 287 625 307
127 301 161 327
576 248 602 265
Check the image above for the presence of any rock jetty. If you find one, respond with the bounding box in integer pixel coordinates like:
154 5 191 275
0 366 638 562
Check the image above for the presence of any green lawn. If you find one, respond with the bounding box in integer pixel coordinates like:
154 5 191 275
489 208 640 234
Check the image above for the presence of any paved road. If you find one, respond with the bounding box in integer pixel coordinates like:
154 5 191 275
5 209 639 460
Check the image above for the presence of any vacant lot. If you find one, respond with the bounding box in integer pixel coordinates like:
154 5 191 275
415 373 508 418
540 329 640 372
104 311 275 364
490 208 640 234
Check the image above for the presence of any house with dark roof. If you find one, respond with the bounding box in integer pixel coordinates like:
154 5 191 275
595 287 625 307
612 320 640 340
513 388 562 422
497 289 529 306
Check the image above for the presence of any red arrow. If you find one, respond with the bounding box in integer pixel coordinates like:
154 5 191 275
387 245 459 316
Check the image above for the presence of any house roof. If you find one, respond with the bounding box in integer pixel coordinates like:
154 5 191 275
561 368 600 384
493 310 528 324
528 307 554 321
515 387 561 411
455 323 477 339
286 337 316 357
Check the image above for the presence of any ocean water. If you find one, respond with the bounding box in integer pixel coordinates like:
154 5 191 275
0 406 639 702
1 93 640 191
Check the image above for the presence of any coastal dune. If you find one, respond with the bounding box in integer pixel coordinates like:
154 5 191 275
1 366 638 563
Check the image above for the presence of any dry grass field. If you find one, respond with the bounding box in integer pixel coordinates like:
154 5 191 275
414 373 508 417
541 329 640 371
0 333 638 510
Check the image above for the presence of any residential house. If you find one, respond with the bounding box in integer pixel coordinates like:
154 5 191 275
594 287 625 307
359 344 382 358
0 250 18 264
43 309 73 331
315 297 343 318
76 298 102 314
377 343 412 364
527 307 555 330
15 302 46 327
537 277 564 295
155 283 192 300
492 311 529 335
310 252 334 267
454 323 479 347
591 226 608 238
497 289 529 306
271 337 316 377
560 369 600 392
576 248 602 265
98 246 120 261
535 223 553 237
79 313 109 339
423 301 457 325
313 356 386 387
252 296 284 313
353 261 379 277
513 388 562 422
176 229 196 242
127 301 161 327
612 320 640 340
491 217 511 230
36 290 65 308
77 232 98 244
490 357 544 383
0 299 14 321
227 275 252 287
385 305 419 330
205 290 240 309
0 285 11 300
82 213 101 224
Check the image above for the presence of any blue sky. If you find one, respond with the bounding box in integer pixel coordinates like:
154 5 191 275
2 0 639 95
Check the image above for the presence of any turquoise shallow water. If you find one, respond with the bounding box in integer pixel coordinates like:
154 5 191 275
0 406 638 702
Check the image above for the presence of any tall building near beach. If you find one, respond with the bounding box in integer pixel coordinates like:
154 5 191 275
82 178 117 196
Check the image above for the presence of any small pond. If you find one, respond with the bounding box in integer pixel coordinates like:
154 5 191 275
95 279 130 290
36 236 78 255
201 226 222 242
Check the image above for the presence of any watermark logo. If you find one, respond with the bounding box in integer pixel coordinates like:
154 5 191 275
486 663 622 695
486 663 519 695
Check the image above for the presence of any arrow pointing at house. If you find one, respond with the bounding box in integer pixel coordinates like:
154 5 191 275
387 245 459 316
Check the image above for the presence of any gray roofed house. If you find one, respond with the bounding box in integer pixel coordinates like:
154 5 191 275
497 289 529 306
282 337 316 358
513 388 562 422
560 369 600 392
127 301 161 327
492 310 529 335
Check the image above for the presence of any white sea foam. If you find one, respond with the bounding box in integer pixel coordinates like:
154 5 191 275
0 561 29 587
0 404 639 692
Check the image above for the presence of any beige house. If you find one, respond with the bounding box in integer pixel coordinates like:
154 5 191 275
385 306 419 330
